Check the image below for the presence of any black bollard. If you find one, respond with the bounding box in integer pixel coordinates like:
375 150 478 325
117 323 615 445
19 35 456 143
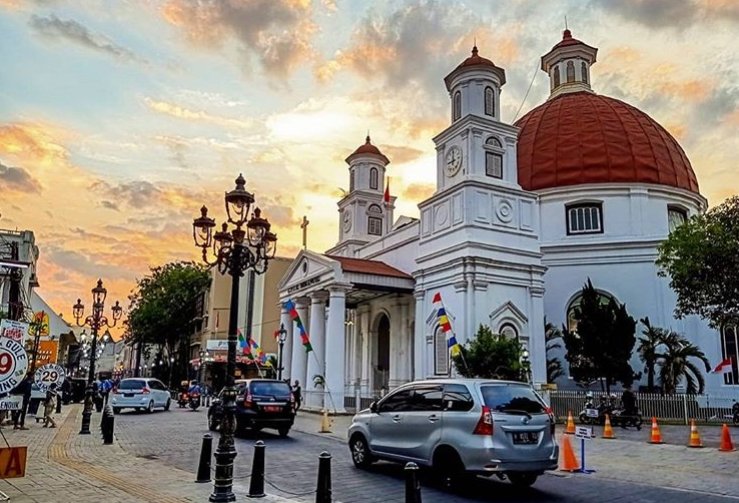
315 451 332 503
248 440 266 498
195 434 213 483
101 406 114 445
404 462 422 503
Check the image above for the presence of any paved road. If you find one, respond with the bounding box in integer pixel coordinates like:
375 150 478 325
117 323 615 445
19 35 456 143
114 408 739 502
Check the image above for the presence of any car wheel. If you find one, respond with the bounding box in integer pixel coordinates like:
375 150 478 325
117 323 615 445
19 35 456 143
508 472 538 487
208 413 219 432
278 427 290 438
434 447 469 489
113 407 121 415
349 434 373 469
164 399 171 411
146 401 154 413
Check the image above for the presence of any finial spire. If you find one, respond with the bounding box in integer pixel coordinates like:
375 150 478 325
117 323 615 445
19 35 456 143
365 130 371 144
565 15 568 30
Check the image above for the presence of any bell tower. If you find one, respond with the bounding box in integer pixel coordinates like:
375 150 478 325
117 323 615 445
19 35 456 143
541 29 598 99
326 136 395 257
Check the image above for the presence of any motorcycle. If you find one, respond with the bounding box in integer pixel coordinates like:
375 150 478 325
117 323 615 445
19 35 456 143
189 392 201 411
732 401 739 425
578 398 612 425
611 406 643 430
178 391 189 408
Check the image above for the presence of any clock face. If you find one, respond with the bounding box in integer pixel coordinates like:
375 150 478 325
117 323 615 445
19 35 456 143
445 146 463 177
342 210 352 232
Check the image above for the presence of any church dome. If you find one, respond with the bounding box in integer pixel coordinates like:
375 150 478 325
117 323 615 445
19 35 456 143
514 92 699 193
345 135 389 164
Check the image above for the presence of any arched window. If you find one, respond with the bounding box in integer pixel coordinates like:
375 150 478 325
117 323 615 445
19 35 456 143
500 323 518 339
349 170 355 192
434 325 449 375
566 291 615 333
553 66 560 88
484 86 495 116
566 203 603 234
484 136 504 179
566 61 575 83
581 62 588 84
367 204 383 236
453 91 461 121
721 323 739 385
369 167 378 190
668 206 687 233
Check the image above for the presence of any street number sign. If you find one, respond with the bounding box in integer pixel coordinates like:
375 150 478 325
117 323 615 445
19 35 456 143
34 363 66 391
0 447 27 479
0 337 29 394
575 426 594 439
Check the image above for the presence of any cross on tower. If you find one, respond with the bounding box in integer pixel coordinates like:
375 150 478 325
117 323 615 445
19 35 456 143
300 216 309 250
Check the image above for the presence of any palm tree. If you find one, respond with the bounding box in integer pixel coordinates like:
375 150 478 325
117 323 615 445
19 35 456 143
658 332 711 394
545 320 565 382
637 317 667 391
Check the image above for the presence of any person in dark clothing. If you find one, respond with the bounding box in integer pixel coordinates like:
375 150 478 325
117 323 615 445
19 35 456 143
11 374 33 430
292 380 302 412
621 385 638 416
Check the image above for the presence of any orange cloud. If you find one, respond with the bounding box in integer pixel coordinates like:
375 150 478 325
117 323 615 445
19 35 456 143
144 98 254 129
401 182 435 202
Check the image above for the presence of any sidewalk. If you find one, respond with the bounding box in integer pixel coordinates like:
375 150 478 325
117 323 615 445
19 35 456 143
292 411 739 498
0 405 298 503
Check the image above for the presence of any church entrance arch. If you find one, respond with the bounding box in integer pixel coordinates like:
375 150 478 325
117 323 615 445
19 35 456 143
373 313 390 392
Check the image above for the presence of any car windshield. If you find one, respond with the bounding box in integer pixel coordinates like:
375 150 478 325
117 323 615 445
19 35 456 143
250 381 291 397
481 384 547 414
118 380 146 390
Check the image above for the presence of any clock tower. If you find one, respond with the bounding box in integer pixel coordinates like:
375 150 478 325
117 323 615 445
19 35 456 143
327 136 396 257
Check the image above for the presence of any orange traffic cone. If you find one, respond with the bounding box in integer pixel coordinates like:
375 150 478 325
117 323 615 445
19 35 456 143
602 414 616 439
565 410 576 435
559 434 580 472
719 423 735 452
648 416 663 444
687 419 703 448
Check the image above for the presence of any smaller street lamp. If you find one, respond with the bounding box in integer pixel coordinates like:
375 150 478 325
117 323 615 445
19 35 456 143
169 356 175 389
520 349 531 384
277 323 287 381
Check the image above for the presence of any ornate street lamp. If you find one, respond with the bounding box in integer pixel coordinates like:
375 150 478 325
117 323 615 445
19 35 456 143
72 279 122 435
192 174 276 503
520 349 532 384
277 323 287 381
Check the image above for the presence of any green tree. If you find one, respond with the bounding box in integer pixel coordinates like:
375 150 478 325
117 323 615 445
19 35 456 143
658 331 711 394
545 320 565 383
125 261 210 381
453 325 524 380
657 195 739 329
637 317 667 391
562 279 637 393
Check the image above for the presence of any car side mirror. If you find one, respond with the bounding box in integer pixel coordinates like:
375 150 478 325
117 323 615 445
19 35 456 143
370 401 378 413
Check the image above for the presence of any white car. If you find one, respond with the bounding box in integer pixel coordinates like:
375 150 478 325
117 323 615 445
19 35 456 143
110 378 171 414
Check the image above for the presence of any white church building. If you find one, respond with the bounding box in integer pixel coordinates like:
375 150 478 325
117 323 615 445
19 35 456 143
277 30 728 412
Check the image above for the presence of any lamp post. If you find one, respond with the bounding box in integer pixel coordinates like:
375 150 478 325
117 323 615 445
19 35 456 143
192 174 277 503
277 323 287 381
520 349 532 384
169 356 175 389
199 350 205 384
72 279 122 435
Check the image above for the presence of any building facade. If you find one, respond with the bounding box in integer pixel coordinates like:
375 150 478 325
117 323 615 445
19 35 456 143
277 30 725 412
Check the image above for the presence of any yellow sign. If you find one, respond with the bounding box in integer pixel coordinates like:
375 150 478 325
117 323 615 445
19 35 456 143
0 446 27 479
31 311 49 337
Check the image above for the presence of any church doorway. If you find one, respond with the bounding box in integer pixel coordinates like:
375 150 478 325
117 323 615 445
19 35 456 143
374 314 390 392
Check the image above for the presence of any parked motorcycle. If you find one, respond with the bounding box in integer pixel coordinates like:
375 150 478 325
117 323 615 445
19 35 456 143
578 396 613 425
611 407 643 430
189 392 201 411
732 401 739 425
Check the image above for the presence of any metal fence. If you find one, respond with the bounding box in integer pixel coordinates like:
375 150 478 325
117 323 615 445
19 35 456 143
548 390 739 425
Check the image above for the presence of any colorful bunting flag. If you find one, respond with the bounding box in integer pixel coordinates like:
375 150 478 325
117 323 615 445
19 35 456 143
285 299 313 353
433 292 461 357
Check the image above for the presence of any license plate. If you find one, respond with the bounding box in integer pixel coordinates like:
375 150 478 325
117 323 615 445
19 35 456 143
124 393 134 398
586 409 599 418
512 432 539 444
264 406 281 413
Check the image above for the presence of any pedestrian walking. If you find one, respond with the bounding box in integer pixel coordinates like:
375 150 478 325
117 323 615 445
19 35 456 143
11 374 33 430
43 383 57 428
292 380 302 412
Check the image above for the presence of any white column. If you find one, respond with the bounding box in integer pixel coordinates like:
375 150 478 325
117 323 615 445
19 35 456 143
306 291 328 409
389 301 403 389
399 297 411 382
279 306 293 382
413 291 425 380
530 288 547 384
289 298 310 392
359 306 371 395
325 287 347 413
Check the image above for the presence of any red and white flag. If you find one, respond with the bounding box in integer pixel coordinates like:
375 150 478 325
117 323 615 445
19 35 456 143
712 357 733 373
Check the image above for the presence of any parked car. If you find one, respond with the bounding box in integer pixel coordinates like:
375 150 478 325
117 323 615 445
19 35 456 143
347 379 559 488
207 379 295 437
110 378 171 414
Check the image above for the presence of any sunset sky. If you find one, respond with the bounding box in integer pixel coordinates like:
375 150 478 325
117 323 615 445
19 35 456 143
1 0 737 326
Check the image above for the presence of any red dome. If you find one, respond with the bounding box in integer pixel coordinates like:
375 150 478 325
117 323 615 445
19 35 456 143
457 45 499 69
346 135 389 164
514 92 699 193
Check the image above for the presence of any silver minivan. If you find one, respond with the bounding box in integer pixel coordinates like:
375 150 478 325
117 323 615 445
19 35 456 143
347 379 558 487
